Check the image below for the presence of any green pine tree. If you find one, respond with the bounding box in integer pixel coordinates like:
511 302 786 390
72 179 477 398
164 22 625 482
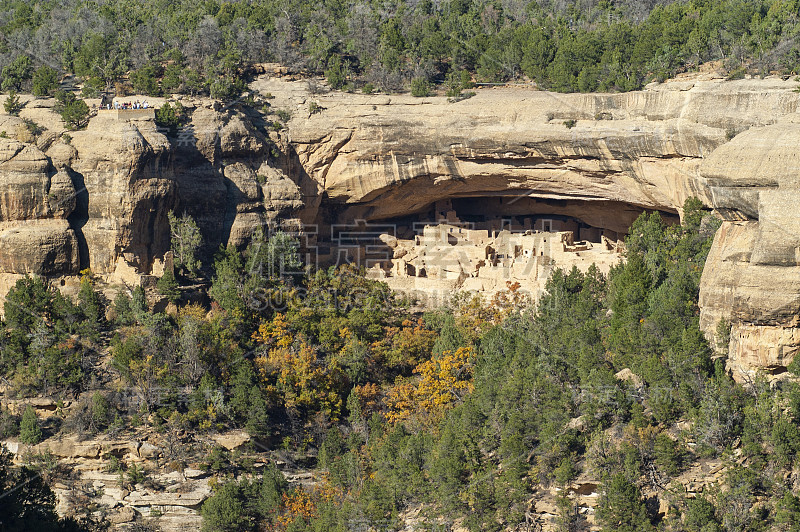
157 268 181 304
31 65 58 97
19 406 42 445
596 474 653 532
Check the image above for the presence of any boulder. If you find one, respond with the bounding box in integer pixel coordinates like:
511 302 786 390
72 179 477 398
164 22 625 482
108 507 136 524
614 368 643 388
211 431 251 451
40 437 101 459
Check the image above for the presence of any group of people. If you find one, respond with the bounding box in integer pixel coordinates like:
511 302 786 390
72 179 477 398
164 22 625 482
106 100 149 110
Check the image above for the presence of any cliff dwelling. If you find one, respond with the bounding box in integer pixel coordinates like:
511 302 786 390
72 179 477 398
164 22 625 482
318 195 679 306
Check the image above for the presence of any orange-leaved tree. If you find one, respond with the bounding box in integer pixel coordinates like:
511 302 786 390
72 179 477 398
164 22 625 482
452 283 528 344
275 479 343 531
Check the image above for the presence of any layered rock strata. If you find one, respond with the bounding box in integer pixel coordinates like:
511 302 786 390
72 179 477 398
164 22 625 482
0 134 79 278
254 76 800 379
698 121 800 378
1 75 799 378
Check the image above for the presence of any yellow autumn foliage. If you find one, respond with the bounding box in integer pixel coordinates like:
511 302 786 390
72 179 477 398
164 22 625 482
370 318 437 373
252 312 294 348
385 346 475 427
452 283 527 344
253 313 342 419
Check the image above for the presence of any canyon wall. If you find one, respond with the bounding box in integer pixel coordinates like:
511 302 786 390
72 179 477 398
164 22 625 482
257 74 800 378
1 74 799 377
698 120 800 378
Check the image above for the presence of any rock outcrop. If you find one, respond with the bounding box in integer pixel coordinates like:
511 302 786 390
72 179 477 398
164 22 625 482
698 121 800 378
1 74 800 378
2 432 214 531
0 100 308 298
261 76 737 225
252 75 800 378
68 111 175 275
170 104 307 255
0 137 79 276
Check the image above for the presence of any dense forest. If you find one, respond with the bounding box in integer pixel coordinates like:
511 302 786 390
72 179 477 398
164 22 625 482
1 0 800 98
4 199 800 531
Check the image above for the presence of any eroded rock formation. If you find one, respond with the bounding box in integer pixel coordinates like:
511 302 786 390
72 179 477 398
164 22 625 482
0 74 799 380
0 136 79 279
698 121 800 378
256 75 800 379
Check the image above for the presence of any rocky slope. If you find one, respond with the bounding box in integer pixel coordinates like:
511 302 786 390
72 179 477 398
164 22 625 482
0 394 259 531
0 73 798 376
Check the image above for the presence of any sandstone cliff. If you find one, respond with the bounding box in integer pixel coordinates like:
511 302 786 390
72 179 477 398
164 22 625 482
698 120 800 378
1 74 800 379
252 75 800 378
0 97 309 295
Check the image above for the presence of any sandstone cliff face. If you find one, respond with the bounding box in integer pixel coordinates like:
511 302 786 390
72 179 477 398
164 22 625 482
0 136 79 277
68 111 175 275
1 75 799 378
171 103 307 255
254 75 800 379
698 121 800 378
0 101 306 294
261 76 785 224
